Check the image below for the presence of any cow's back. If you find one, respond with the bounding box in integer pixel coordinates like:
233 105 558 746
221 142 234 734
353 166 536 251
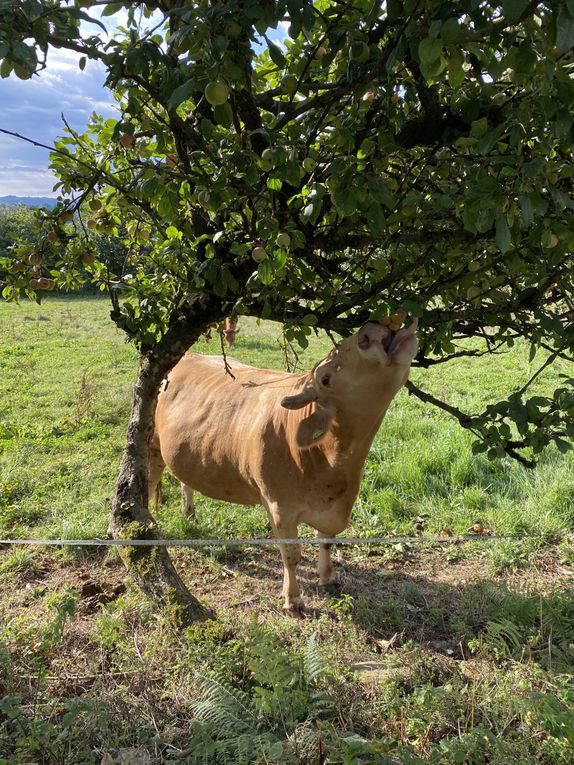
155 354 302 505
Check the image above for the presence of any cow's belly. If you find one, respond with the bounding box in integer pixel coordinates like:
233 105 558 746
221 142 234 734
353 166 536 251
160 437 262 507
178 468 260 506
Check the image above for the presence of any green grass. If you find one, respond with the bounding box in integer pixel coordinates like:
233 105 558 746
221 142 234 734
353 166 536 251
1 296 572 542
0 296 572 764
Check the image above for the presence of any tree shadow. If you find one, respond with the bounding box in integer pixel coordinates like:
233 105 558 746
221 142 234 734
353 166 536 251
203 543 574 672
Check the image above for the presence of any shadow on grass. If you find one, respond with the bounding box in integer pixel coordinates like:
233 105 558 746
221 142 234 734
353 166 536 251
191 542 574 672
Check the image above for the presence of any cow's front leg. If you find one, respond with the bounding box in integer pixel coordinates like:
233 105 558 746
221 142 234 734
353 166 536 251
318 533 339 592
279 535 303 614
266 505 304 613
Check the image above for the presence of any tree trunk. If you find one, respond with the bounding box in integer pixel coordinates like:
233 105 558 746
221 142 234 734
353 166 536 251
109 311 223 625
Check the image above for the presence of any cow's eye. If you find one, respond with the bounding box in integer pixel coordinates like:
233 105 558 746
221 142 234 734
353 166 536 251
321 373 331 387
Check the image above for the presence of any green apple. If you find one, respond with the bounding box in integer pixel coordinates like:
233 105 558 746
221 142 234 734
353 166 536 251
28 252 43 266
258 157 273 172
276 232 291 248
302 157 317 172
226 21 242 39
281 74 298 94
252 246 267 262
197 190 211 208
204 80 229 106
37 277 55 291
350 41 370 64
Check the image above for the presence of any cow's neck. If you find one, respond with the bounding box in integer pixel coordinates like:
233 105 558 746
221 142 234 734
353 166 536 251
325 373 408 468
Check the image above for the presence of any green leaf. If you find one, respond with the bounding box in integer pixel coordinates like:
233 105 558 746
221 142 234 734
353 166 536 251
101 2 123 17
441 18 460 42
200 118 215 139
420 56 446 80
557 8 574 56
495 214 511 253
258 259 274 285
518 194 534 226
213 102 233 128
332 188 357 217
555 437 572 454
155 187 179 219
502 0 530 22
419 37 442 65
67 7 108 32
165 226 181 239
268 42 286 68
168 80 196 110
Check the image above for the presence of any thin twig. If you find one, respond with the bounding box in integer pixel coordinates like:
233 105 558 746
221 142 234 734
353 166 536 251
219 329 236 380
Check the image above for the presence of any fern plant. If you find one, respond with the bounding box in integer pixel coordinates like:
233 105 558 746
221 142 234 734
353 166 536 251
185 628 332 764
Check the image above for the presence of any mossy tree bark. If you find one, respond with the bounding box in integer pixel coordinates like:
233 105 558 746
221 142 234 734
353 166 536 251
109 308 223 626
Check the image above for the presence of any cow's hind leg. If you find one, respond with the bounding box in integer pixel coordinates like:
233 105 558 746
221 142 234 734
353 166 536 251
265 503 304 614
181 483 196 520
317 533 339 593
148 436 166 508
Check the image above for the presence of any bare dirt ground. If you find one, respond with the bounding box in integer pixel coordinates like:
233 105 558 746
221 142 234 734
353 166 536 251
3 540 571 641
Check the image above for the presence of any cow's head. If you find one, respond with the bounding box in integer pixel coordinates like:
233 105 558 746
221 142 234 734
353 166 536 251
281 319 418 447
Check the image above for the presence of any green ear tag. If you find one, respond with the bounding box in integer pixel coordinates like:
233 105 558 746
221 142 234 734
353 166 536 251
311 428 324 441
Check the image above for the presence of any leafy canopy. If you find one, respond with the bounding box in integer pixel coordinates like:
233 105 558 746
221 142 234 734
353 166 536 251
0 0 573 463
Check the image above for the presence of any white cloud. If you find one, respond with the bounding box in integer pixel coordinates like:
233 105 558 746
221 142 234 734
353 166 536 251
0 45 116 196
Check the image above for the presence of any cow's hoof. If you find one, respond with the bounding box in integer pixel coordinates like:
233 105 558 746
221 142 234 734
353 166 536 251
283 600 305 617
319 578 341 595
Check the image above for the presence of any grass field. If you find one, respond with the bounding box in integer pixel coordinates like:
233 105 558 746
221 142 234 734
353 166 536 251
0 297 572 764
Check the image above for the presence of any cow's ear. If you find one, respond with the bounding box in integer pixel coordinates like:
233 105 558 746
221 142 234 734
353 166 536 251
281 386 318 410
295 404 335 449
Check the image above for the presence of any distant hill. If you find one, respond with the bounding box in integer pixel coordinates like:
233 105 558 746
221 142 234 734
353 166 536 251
0 195 57 209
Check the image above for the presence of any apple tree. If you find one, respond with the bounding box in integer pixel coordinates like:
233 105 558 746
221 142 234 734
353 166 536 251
1 0 573 622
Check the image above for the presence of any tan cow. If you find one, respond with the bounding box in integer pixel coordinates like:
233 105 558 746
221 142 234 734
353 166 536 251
150 319 418 612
